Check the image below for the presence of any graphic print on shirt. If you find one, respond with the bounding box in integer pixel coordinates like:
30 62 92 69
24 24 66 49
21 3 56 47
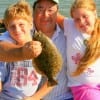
86 68 94 76
72 53 82 64
10 61 38 87
71 53 95 76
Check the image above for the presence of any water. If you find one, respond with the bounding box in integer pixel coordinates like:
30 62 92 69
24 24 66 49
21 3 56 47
0 0 100 18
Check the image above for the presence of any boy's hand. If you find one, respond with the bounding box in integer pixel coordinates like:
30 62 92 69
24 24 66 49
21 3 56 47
23 41 42 58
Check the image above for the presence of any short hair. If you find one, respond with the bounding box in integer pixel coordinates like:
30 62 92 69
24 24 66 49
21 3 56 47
4 0 33 27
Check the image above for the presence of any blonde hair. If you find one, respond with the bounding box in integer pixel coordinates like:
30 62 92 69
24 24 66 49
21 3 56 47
4 0 33 27
71 0 100 76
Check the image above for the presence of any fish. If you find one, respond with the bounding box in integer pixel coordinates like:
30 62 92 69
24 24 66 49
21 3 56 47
32 31 62 86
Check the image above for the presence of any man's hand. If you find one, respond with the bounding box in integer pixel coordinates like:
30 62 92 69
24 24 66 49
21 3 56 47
0 41 42 62
23 41 42 58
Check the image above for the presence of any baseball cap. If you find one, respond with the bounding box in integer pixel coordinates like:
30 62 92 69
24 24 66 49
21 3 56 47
35 0 59 4
33 0 59 9
52 0 59 4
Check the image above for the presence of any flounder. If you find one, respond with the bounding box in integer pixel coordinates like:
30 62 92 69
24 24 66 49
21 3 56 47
32 31 62 86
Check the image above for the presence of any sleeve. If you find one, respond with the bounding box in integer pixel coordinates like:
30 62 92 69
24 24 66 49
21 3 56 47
0 62 7 82
63 18 74 37
0 31 14 42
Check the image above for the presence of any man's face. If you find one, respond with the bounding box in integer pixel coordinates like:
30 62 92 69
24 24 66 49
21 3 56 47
33 0 58 34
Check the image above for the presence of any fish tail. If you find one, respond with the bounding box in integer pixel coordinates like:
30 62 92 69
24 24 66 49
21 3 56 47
47 79 58 86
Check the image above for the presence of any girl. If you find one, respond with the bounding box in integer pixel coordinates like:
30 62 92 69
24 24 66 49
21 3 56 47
57 0 100 99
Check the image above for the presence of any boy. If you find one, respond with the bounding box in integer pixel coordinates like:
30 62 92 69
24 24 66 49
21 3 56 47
0 0 51 100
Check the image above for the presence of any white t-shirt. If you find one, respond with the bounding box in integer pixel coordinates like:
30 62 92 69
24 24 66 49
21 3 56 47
64 18 100 87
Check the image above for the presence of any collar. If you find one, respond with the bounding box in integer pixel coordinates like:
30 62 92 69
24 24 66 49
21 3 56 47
52 24 61 40
33 24 61 40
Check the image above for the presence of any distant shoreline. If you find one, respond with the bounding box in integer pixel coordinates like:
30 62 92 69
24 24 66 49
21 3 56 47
0 0 100 18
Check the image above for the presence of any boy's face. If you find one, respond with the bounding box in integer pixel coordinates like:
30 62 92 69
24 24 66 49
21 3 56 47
7 18 33 45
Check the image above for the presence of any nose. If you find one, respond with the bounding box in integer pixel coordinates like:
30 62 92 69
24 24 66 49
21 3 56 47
14 25 21 33
43 10 50 17
80 17 85 25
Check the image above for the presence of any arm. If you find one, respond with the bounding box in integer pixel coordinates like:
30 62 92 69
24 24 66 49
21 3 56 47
57 12 65 30
24 81 54 100
0 81 2 92
0 41 42 62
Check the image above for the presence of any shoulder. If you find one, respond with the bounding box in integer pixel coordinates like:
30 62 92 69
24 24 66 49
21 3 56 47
64 18 74 27
0 31 14 42
64 18 78 33
0 31 10 40
54 24 64 39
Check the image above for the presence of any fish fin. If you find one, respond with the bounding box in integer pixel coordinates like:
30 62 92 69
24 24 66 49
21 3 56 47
47 79 58 86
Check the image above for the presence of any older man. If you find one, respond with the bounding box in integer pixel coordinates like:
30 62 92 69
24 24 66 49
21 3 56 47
33 0 73 100
0 0 73 100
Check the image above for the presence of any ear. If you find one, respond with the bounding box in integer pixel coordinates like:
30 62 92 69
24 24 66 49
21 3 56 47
29 18 34 30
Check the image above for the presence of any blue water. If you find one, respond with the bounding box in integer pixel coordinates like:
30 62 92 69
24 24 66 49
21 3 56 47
0 0 100 18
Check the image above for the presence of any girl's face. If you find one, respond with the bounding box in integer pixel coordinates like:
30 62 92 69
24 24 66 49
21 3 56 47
72 8 96 34
7 18 33 45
